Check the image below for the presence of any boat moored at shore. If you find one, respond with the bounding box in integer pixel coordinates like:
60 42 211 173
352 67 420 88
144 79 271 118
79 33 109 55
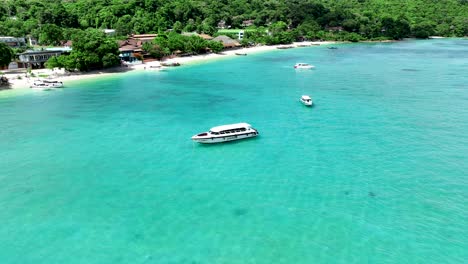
192 123 259 144
161 61 181 67
30 79 63 90
277 45 294 49
148 65 167 71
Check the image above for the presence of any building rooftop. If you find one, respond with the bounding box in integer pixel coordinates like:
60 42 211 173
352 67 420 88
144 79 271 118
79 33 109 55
212 35 241 48
131 34 157 38
46 47 72 52
20 50 64 55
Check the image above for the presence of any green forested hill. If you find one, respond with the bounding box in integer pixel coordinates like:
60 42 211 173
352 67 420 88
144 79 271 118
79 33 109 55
320 0 467 36
0 0 467 40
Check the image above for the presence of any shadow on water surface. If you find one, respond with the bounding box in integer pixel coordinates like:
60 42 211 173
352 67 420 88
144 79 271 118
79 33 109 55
401 68 421 72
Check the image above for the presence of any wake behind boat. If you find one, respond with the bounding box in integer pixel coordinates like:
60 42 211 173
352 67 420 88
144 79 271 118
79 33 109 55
192 123 259 144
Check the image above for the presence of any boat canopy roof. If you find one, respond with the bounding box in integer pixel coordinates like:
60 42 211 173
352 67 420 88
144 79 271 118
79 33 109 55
210 123 252 132
296 63 310 65
301 95 312 100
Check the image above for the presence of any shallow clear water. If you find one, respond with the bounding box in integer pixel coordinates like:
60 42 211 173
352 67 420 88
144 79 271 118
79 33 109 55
1 39 467 263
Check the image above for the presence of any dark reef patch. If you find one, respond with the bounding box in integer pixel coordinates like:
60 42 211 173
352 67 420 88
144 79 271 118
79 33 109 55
233 208 248 216
133 233 143 240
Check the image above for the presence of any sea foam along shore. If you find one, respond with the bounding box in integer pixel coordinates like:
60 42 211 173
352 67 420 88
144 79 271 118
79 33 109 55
4 41 337 90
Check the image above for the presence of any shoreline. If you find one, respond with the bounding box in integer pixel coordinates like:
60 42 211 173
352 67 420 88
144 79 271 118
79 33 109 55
153 40 338 66
2 41 339 90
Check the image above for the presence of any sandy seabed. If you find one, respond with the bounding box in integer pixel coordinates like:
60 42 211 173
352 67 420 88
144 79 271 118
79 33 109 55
2 41 337 90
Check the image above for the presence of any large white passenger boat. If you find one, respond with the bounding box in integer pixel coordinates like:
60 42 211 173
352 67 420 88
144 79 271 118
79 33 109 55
30 79 63 90
192 123 259 144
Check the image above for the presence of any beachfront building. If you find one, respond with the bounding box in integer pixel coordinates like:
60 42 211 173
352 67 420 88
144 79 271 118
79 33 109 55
118 34 157 63
118 39 142 63
18 49 69 69
132 34 157 43
0 36 26 48
211 35 241 49
119 45 141 63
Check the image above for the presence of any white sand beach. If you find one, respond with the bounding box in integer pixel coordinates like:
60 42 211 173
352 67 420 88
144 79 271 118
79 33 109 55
2 41 337 90
158 41 337 66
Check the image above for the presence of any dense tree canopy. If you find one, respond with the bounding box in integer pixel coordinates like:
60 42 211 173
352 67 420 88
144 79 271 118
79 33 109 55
38 24 63 46
0 42 14 67
143 32 224 59
0 0 466 40
46 29 120 71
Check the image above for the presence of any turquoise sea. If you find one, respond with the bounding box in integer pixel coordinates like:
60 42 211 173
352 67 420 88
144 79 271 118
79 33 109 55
0 39 467 263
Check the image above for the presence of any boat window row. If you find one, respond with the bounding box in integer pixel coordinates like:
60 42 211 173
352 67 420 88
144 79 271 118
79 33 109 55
210 128 247 135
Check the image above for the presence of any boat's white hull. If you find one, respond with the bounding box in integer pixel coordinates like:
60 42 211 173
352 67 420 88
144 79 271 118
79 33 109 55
148 66 166 71
192 131 258 144
301 100 313 106
30 81 63 89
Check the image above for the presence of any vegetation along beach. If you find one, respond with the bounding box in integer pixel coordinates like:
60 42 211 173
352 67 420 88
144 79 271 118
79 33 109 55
0 0 467 263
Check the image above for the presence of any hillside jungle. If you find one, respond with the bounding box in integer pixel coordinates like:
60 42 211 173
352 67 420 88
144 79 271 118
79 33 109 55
0 0 467 71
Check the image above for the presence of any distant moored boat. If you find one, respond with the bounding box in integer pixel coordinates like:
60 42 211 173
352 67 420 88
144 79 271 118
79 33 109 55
161 61 181 67
300 95 313 106
294 63 315 69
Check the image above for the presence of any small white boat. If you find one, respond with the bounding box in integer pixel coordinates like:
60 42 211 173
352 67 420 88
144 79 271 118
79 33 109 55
294 63 315 69
192 123 259 144
300 95 313 106
148 65 167 71
30 79 63 90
